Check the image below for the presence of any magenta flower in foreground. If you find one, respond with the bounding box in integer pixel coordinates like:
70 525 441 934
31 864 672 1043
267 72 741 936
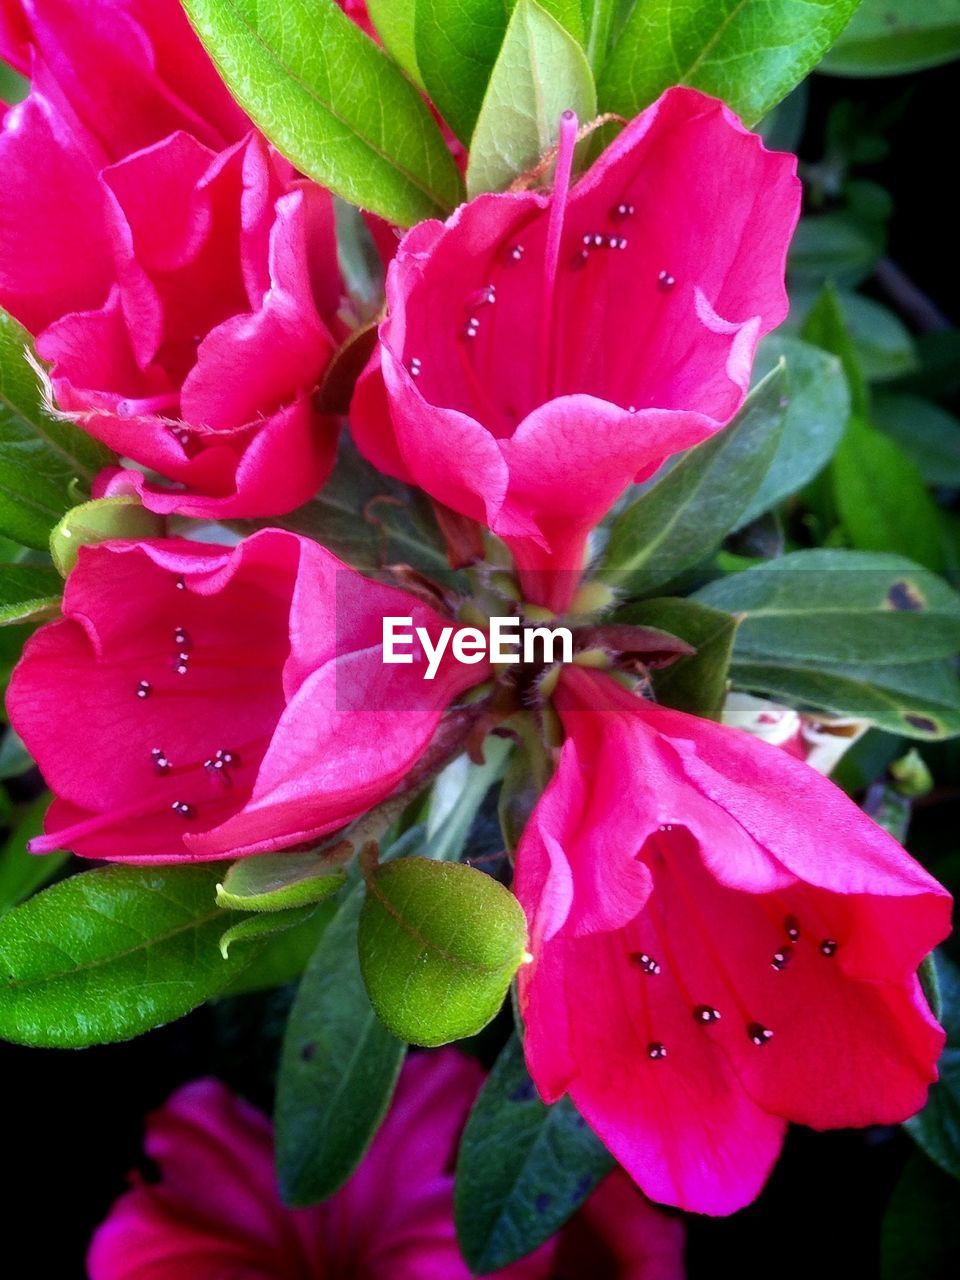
7 531 479 862
515 666 950 1215
0 0 345 519
351 87 800 611
87 1051 686 1279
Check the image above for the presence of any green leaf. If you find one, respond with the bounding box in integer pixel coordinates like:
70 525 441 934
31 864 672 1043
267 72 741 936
801 282 869 418
617 597 738 720
906 950 960 1182
0 730 32 781
221 899 338 996
725 657 960 740
181 0 463 226
874 395 960 489
882 1152 960 1280
758 80 809 152
600 364 787 597
49 496 163 577
920 951 944 1022
0 865 261 1047
586 0 635 74
789 212 883 290
366 0 423 84
598 0 862 126
276 437 464 590
498 718 552 854
0 309 112 551
833 417 945 572
736 335 848 527
0 563 61 625
0 794 68 915
455 1033 614 1273
465 0 597 199
416 0 586 145
216 852 348 913
834 294 917 384
275 885 406 1205
426 735 512 863
694 550 960 666
823 0 960 76
789 290 911 392
0 624 33 700
219 903 319 958
358 857 528 1046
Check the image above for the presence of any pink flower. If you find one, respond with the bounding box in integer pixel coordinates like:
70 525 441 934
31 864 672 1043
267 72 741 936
0 0 345 519
514 666 951 1215
351 88 800 612
6 530 481 862
87 1050 686 1279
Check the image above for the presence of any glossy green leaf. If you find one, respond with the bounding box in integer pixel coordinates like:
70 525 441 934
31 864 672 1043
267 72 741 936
0 563 61 625
366 0 423 84
801 282 869 418
426 735 512 863
789 212 883 290
0 730 32 781
833 417 945 572
599 0 862 126
0 794 67 915
0 865 260 1047
823 0 960 76
181 0 463 226
695 550 960 665
277 438 463 590
758 81 809 152
416 0 586 144
727 657 960 740
219 903 319 958
583 0 626 72
221 899 338 997
0 625 32 699
874 395 960 489
617 598 738 720
836 294 917 384
0 309 112 550
920 950 944 1022
498 719 552 854
788 289 918 385
49 496 163 577
906 950 960 1181
736 335 849 527
359 857 528 1046
216 852 348 913
466 0 596 198
455 1033 614 1273
881 1152 960 1280
275 885 406 1205
600 364 787 597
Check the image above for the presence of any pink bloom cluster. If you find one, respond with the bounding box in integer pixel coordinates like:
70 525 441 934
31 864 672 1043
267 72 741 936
89 1051 684 1280
0 0 346 518
1 0 950 1236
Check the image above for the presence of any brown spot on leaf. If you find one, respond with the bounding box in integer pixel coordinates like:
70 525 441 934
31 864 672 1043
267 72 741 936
904 714 938 735
887 580 925 612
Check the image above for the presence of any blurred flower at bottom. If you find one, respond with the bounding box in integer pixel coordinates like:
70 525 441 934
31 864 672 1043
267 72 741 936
87 1048 685 1279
